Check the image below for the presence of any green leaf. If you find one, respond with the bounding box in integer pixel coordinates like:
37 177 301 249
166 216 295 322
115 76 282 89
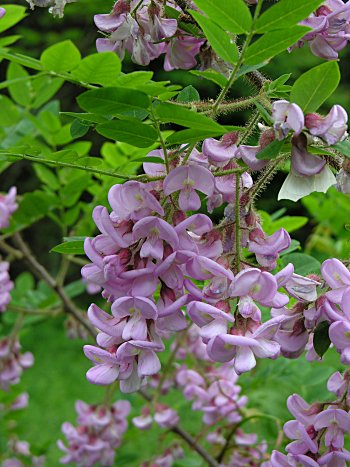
176 85 200 103
313 321 331 358
154 102 223 131
270 216 308 233
70 119 91 139
4 191 60 234
77 87 151 119
255 0 324 32
6 62 32 107
60 112 111 124
0 49 43 71
31 76 64 109
190 69 228 88
72 52 121 86
332 141 350 159
0 95 20 126
282 253 321 276
34 165 60 190
192 0 252 34
290 62 340 112
189 10 239 64
256 139 284 160
41 40 81 73
51 240 86 255
0 5 26 33
245 26 310 65
166 129 225 145
96 120 158 148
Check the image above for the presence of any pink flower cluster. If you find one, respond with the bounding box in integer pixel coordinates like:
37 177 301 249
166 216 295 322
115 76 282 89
0 337 34 390
264 371 350 467
176 364 247 425
0 187 17 230
141 444 184 467
2 439 45 467
0 261 13 312
94 0 204 70
132 404 179 430
82 135 301 390
58 399 130 467
296 0 350 60
254 100 349 201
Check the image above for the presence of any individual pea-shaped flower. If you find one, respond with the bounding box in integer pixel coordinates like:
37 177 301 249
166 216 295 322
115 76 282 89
108 181 164 221
229 268 288 308
207 318 282 374
284 419 318 455
132 216 179 260
202 134 238 167
305 105 348 145
248 228 291 270
111 296 158 341
187 301 234 340
329 319 350 365
163 164 215 211
271 100 304 140
314 408 350 449
83 345 133 385
164 36 205 71
321 258 350 304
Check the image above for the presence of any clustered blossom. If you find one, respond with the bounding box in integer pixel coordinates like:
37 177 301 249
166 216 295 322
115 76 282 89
2 439 45 467
0 261 13 312
82 136 302 391
142 444 184 467
58 399 130 466
0 337 34 390
94 0 204 70
263 371 350 467
25 0 76 17
132 404 179 430
294 0 350 60
0 187 17 229
177 363 247 426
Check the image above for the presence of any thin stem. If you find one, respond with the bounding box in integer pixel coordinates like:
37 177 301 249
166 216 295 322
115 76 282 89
0 153 152 181
248 155 286 204
151 109 170 173
237 110 260 145
139 389 220 467
235 173 241 272
12 233 96 339
211 0 263 117
7 304 62 316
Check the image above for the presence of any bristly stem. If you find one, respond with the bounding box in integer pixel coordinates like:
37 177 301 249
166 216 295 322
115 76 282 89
211 0 264 117
235 173 241 272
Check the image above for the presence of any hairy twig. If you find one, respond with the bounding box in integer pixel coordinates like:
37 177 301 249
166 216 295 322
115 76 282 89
139 389 220 467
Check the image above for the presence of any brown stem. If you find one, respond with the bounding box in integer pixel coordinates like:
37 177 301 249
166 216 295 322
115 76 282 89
139 389 220 467
11 233 96 339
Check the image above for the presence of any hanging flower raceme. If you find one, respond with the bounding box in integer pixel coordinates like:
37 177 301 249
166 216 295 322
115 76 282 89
94 0 204 70
0 337 34 390
263 371 350 467
0 261 13 312
58 399 131 467
0 187 17 229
